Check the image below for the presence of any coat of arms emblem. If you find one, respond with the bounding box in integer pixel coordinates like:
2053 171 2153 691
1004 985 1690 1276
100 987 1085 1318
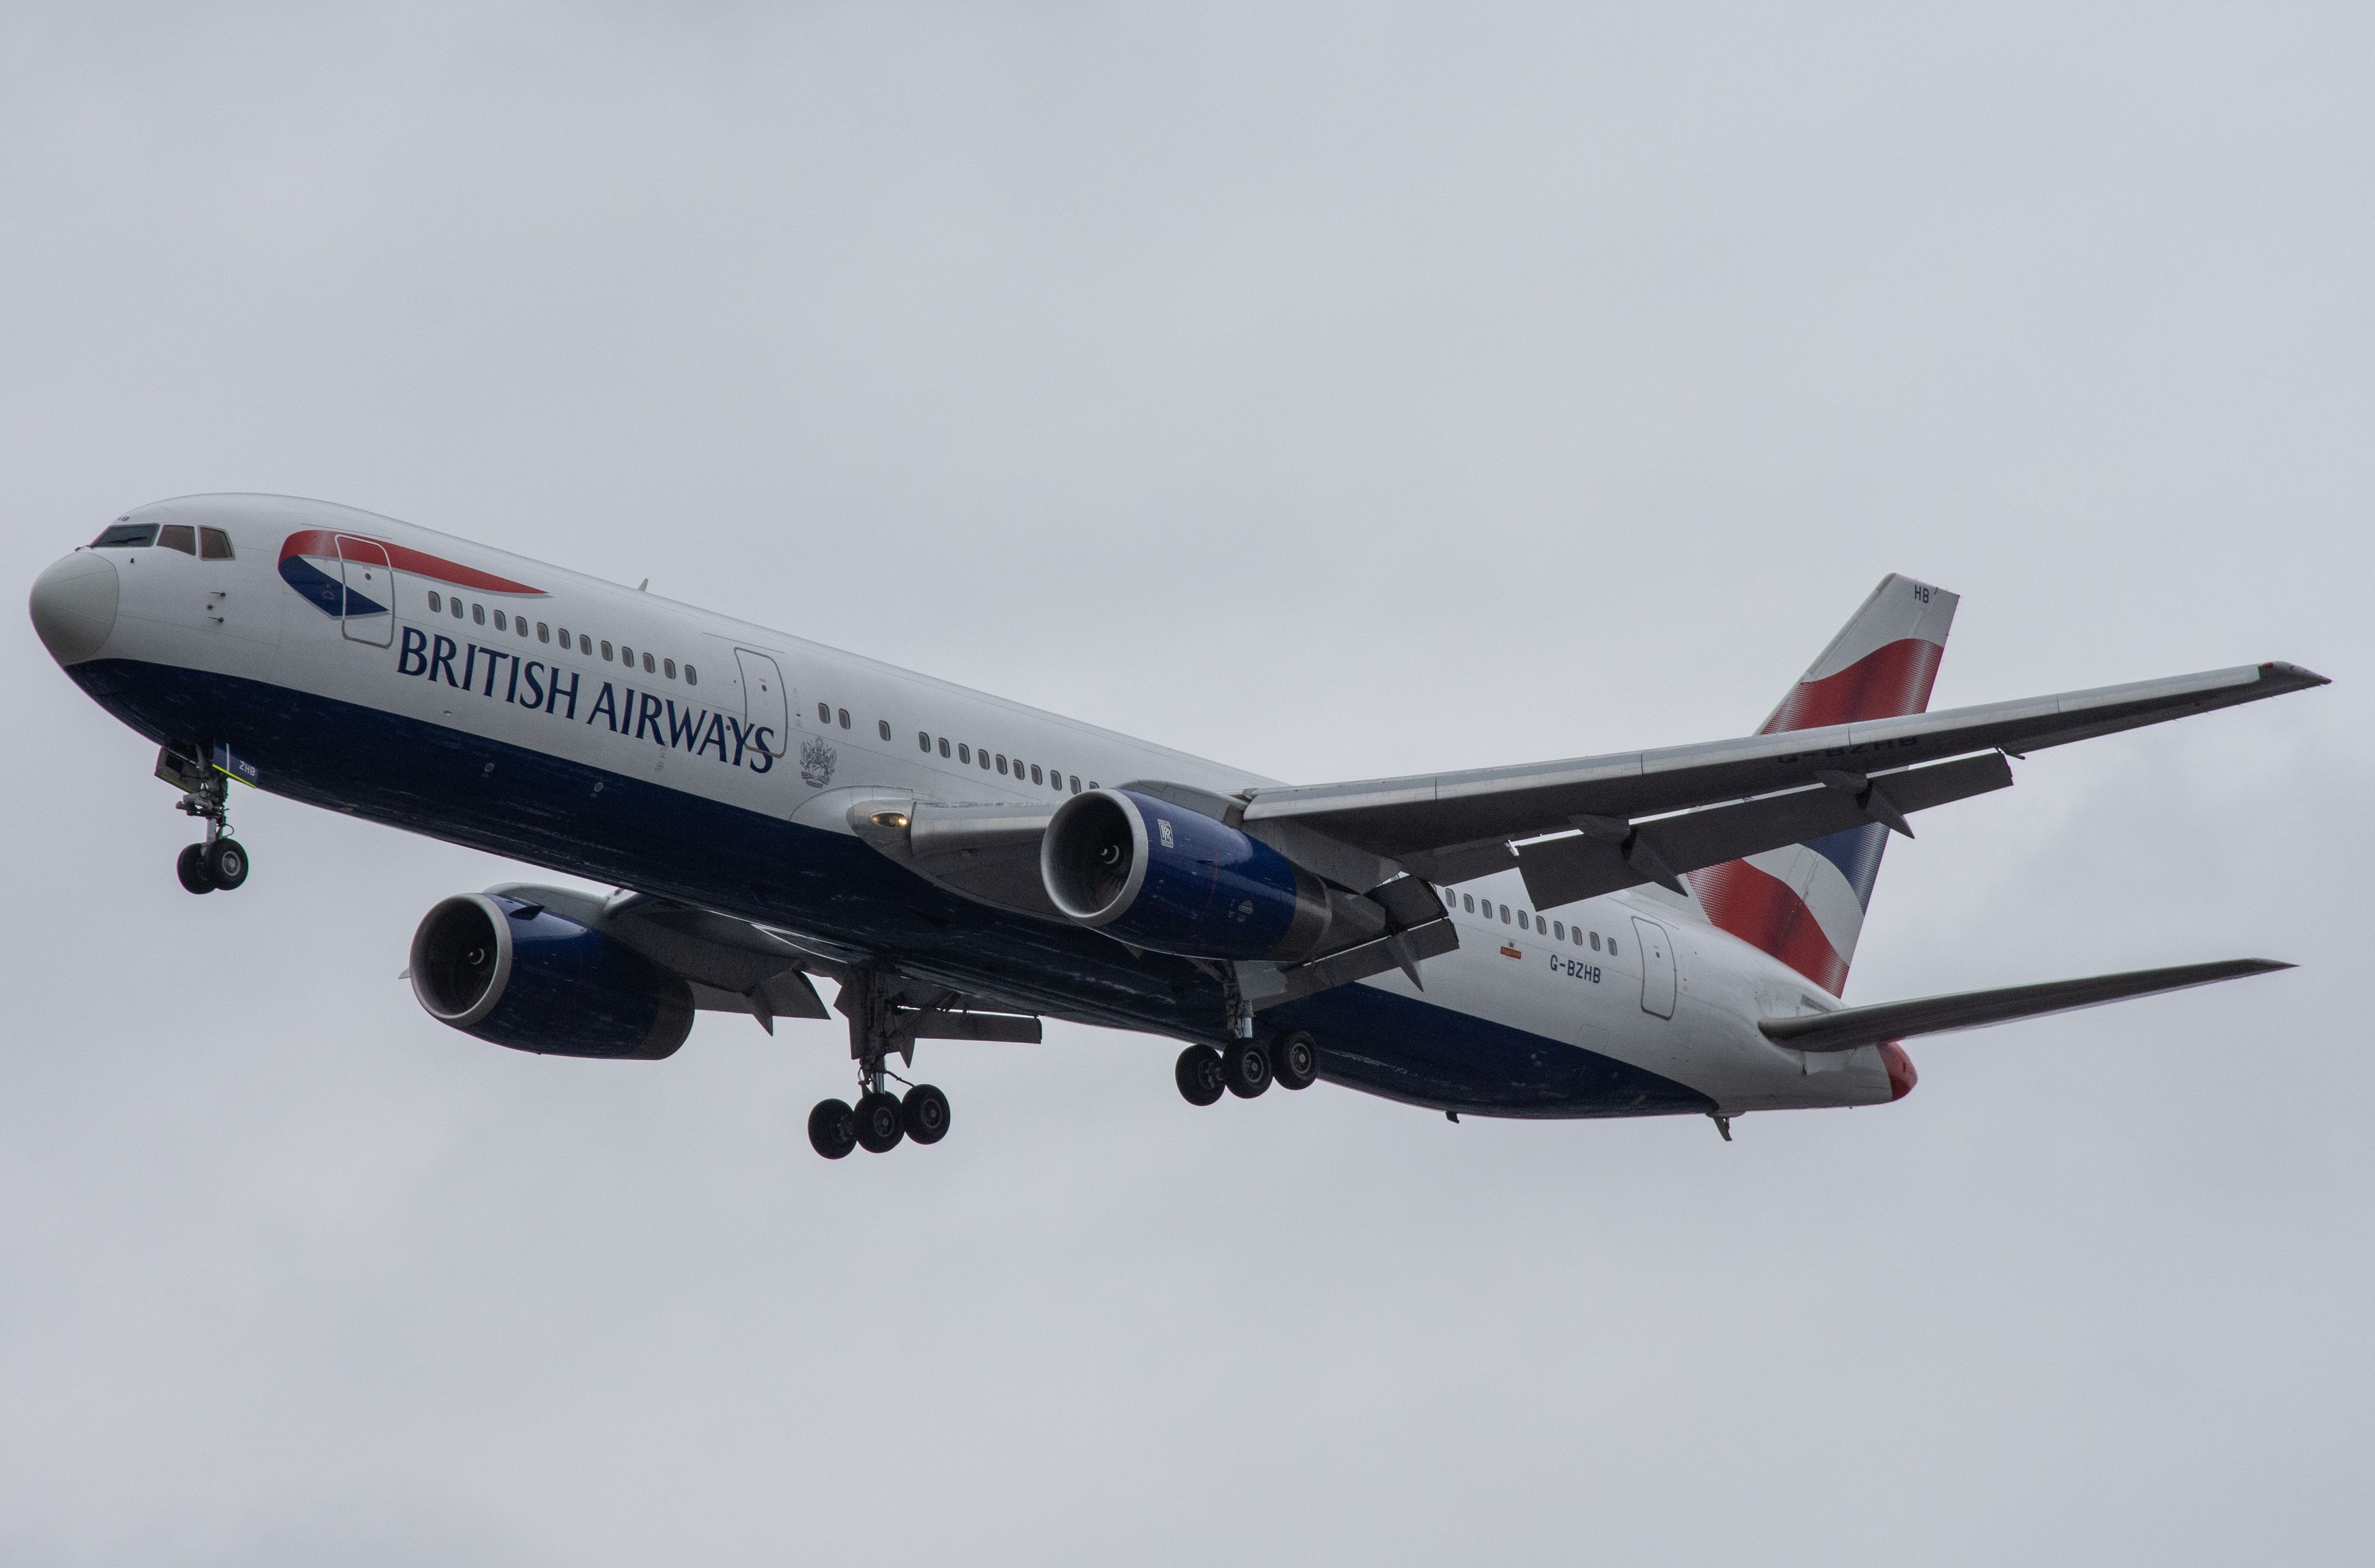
799 734 837 788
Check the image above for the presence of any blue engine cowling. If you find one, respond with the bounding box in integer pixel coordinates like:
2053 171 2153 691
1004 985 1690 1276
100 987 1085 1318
408 893 694 1060
1041 789 1336 961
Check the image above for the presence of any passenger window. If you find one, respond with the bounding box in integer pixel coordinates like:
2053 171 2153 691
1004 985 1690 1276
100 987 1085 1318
516 617 528 638
428 591 442 613
473 604 486 625
1552 921 1564 940
451 599 464 619
996 755 1008 774
1608 938 1619 956
578 634 591 654
643 652 655 674
156 524 197 555
1500 904 1511 923
90 523 158 547
601 641 614 661
979 748 991 769
621 645 633 664
940 739 952 759
555 625 568 644
1070 777 1082 794
1031 765 1044 785
685 666 697 685
199 527 234 560
537 623 550 642
837 708 849 729
1590 932 1601 951
494 610 507 631
664 658 676 679
818 702 831 724
957 744 970 764
1517 910 1529 930
878 720 891 741
1462 895 1475 913
917 731 931 752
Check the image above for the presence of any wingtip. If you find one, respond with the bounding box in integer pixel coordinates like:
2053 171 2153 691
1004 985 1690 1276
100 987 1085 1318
2259 661 2332 688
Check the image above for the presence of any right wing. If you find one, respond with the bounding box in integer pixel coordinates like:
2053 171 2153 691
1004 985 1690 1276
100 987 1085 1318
1240 661 2328 896
1757 958 2293 1053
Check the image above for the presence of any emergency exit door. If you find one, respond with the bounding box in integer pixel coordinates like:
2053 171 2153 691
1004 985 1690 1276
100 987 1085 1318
1632 915 1677 1019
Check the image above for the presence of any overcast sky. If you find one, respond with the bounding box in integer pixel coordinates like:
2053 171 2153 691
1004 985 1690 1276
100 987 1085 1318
4 4 2369 1563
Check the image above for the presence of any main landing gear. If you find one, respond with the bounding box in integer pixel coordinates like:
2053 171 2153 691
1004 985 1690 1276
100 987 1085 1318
162 747 250 895
807 967 954 1160
1174 1029 1318 1107
807 1082 951 1160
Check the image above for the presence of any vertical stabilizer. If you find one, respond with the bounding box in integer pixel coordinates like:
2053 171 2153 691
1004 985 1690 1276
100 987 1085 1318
1685 575 1958 995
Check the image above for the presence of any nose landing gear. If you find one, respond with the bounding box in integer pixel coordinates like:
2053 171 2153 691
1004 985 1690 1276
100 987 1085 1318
161 745 251 894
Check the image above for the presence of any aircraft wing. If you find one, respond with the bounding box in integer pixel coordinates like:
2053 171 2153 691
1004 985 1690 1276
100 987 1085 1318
1757 958 2292 1053
1240 661 2327 885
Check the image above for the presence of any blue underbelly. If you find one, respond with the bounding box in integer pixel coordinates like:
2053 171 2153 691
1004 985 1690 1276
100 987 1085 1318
69 658 1711 1119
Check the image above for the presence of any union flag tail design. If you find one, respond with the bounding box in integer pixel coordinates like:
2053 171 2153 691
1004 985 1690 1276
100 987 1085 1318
1684 575 1958 995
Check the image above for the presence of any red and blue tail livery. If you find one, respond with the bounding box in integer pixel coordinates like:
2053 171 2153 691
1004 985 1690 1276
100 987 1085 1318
31 494 2318 1156
1686 575 1958 996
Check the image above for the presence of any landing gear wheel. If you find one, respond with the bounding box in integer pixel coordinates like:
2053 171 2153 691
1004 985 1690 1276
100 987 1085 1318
1222 1039 1272 1099
854 1090 906 1153
807 1099 858 1160
176 844 215 894
203 838 249 890
901 1084 951 1145
1271 1030 1318 1090
1175 1045 1226 1107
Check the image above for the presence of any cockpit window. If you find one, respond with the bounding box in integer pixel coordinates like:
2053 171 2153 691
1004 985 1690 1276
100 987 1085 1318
156 525 198 555
90 523 157 548
199 527 234 560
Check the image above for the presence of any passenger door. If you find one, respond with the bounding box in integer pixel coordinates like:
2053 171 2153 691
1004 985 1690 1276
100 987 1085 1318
336 536 395 647
1632 915 1677 1019
734 649 790 756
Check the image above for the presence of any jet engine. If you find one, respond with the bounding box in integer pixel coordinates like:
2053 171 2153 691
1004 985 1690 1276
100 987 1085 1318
1040 789 1379 961
408 892 694 1059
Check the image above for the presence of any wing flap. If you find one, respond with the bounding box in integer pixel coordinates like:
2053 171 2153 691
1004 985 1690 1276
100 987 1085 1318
1758 958 2293 1053
1517 752 2014 909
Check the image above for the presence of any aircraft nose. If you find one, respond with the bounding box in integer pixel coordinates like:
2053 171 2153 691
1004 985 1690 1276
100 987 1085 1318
28 551 121 666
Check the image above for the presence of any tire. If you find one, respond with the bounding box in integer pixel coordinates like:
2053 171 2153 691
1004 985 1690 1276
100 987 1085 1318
176 843 215 894
807 1099 858 1160
854 1090 906 1153
901 1084 951 1145
203 838 249 890
1271 1030 1318 1090
1222 1039 1272 1099
1175 1045 1225 1107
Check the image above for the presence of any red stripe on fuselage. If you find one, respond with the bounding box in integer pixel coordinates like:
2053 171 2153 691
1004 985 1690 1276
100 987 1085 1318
1760 637 1943 735
1685 856 1849 994
278 529 544 596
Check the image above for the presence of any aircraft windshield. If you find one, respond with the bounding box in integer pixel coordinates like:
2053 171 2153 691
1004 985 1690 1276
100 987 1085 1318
90 523 157 548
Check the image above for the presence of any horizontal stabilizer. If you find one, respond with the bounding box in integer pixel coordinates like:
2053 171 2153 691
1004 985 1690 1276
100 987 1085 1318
1759 958 2293 1053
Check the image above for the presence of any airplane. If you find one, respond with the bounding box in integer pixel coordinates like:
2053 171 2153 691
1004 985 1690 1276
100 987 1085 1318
28 495 2327 1157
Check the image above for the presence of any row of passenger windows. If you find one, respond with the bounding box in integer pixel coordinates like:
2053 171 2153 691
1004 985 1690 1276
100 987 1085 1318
90 521 234 559
1443 888 1619 954
422 591 697 686
808 701 1098 794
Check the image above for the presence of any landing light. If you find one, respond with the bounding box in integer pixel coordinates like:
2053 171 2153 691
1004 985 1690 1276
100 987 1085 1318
871 811 910 830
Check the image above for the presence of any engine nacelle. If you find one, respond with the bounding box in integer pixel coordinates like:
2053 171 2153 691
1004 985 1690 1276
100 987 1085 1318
1042 789 1368 961
408 893 694 1060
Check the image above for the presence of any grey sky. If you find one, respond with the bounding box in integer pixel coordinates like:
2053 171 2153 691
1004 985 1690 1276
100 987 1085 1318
4 4 2368 1563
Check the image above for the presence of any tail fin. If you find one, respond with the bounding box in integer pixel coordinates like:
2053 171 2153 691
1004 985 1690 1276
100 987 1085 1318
1685 575 1958 995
